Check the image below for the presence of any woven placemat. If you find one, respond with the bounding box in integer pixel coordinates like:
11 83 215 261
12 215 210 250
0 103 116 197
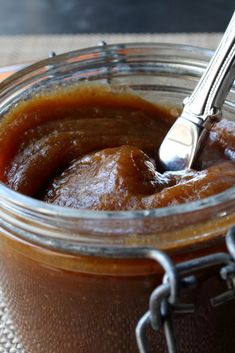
0 289 23 353
0 33 222 353
0 33 222 66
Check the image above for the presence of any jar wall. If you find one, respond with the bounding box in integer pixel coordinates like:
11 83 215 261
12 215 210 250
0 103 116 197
1 232 235 353
0 233 159 353
0 43 235 353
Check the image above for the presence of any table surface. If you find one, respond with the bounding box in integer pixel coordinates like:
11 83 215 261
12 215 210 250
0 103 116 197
0 33 222 67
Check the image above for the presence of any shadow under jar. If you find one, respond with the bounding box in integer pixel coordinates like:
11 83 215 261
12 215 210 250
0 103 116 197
0 43 235 353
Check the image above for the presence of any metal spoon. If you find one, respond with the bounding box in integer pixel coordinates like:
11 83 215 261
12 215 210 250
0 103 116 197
159 11 235 171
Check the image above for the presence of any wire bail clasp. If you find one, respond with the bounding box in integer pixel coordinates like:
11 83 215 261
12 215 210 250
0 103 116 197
136 226 235 353
135 249 184 353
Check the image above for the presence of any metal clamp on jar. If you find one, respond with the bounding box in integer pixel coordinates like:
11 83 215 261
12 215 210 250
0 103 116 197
135 226 235 353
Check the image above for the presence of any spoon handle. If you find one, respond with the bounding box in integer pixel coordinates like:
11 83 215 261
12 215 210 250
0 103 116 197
183 11 235 120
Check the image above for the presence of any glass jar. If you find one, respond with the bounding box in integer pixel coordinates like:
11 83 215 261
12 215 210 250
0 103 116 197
0 43 235 353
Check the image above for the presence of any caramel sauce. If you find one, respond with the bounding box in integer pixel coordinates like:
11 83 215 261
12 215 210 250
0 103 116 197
1 85 235 210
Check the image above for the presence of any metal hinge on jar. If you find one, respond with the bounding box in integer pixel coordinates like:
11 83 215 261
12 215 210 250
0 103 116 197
135 227 235 353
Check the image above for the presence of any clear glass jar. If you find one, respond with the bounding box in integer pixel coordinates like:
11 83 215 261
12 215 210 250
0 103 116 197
0 43 235 353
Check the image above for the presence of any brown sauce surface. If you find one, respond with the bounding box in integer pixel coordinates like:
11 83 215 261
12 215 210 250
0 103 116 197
1 84 235 210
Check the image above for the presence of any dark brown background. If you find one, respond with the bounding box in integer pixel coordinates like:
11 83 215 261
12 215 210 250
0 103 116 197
0 0 233 34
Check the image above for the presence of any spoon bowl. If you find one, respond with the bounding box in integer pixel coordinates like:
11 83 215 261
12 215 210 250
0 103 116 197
159 11 235 171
